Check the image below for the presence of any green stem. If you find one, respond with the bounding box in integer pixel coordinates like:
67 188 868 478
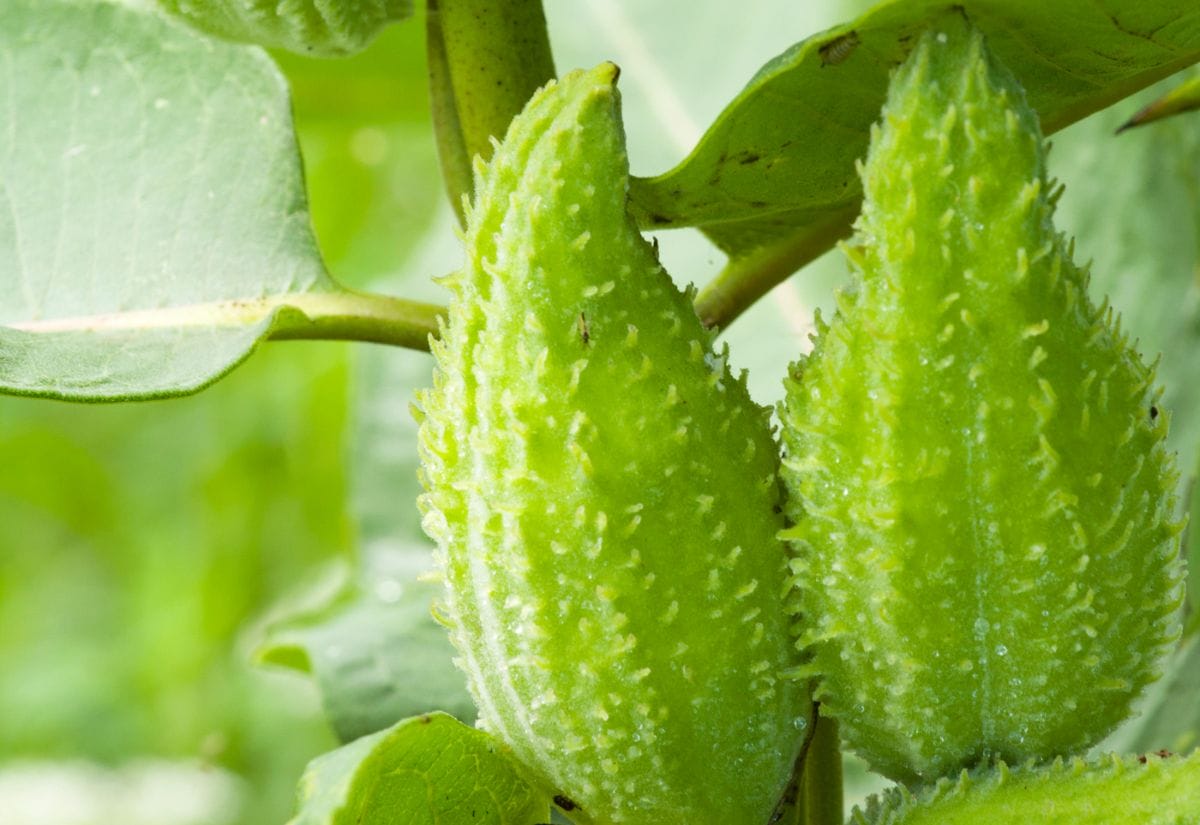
803 714 844 825
426 0 556 224
269 289 443 351
769 702 819 825
693 206 857 331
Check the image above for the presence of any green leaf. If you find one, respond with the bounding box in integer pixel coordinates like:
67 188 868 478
289 713 549 825
1119 75 1200 130
255 267 471 744
630 0 1200 323
853 752 1200 825
256 560 474 744
154 0 412 57
0 0 436 402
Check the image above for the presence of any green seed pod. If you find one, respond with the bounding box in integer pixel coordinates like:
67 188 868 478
780 21 1185 785
852 751 1200 825
417 65 808 824
153 0 409 56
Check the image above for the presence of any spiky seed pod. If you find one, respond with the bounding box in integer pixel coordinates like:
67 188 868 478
780 20 1185 785
417 65 808 825
852 751 1200 825
153 0 409 56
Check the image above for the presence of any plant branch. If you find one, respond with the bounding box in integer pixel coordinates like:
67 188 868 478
694 206 857 331
269 209 857 352
426 0 557 224
802 713 843 825
269 289 442 351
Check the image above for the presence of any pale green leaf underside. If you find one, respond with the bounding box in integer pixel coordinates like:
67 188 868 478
257 571 474 744
289 713 548 825
631 0 1200 256
155 0 412 57
0 0 337 401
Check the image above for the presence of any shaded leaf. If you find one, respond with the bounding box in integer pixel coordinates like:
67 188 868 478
1119 75 1200 131
631 0 1200 259
257 560 474 744
253 222 470 743
154 0 412 57
289 713 548 825
0 0 433 402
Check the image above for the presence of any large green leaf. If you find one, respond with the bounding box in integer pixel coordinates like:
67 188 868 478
0 0 431 402
256 560 474 744
154 0 412 57
242 15 471 750
254 289 471 745
289 713 548 825
631 0 1200 261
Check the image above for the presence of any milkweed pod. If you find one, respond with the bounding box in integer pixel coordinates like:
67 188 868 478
153 0 409 56
417 64 809 824
780 19 1185 785
852 751 1200 825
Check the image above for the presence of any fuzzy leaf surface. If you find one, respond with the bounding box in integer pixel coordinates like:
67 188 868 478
0 0 342 401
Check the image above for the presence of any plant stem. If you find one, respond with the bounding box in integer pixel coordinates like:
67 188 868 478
693 206 857 331
270 212 856 352
426 0 556 224
269 289 442 351
802 714 844 825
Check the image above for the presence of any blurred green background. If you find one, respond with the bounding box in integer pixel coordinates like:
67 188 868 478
1 2 1195 824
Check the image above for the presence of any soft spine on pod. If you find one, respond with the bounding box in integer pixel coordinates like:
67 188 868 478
780 20 1185 785
416 65 808 825
852 751 1200 825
